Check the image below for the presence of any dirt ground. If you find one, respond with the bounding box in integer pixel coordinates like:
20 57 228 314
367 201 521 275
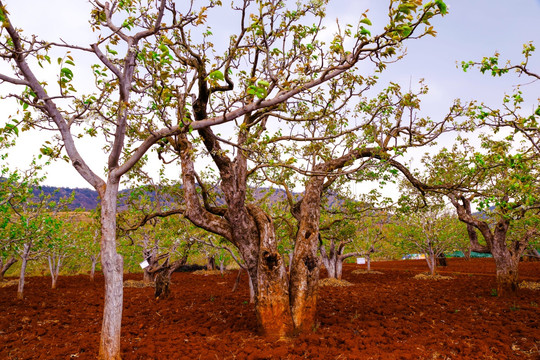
1 258 539 360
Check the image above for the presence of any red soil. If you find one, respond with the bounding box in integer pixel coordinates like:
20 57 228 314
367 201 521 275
0 258 539 360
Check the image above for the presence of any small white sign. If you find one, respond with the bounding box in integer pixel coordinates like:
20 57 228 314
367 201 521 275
356 258 366 265
139 260 149 269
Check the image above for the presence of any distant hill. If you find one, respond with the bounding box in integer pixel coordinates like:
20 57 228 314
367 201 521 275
33 185 345 211
36 186 100 210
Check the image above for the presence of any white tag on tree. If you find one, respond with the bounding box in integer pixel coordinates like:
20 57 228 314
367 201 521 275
139 260 149 269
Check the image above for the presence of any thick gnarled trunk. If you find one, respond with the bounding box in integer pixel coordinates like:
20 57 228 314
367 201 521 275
248 205 293 339
289 178 324 333
450 195 527 296
491 223 524 296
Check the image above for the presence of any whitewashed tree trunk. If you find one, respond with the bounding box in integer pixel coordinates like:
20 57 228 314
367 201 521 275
48 254 63 289
98 183 124 360
219 260 225 275
17 242 31 300
90 254 99 282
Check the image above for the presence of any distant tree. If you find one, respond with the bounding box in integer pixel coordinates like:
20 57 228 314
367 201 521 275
394 206 464 276
397 136 540 294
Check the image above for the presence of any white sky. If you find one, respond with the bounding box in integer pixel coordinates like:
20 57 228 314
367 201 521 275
1 0 539 190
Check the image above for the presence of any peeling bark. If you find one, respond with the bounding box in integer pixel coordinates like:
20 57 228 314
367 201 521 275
289 177 324 332
248 205 293 338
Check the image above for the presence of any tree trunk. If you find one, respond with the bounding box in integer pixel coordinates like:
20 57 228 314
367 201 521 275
289 178 324 333
320 242 337 279
248 205 293 339
232 267 243 292
206 255 216 271
48 254 63 290
154 269 170 299
0 256 17 281
248 275 255 304
178 131 292 338
461 197 491 253
90 255 98 282
17 242 32 300
143 268 154 283
492 247 519 295
366 254 372 271
437 253 447 267
219 260 225 275
335 259 343 280
17 247 31 300
491 226 521 296
460 246 472 260
98 182 123 360
425 253 436 276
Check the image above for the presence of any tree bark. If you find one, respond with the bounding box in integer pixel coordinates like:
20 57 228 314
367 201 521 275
48 254 63 289
248 205 293 339
206 255 216 271
449 195 526 296
177 131 292 336
425 251 436 276
17 242 32 300
289 177 324 333
320 240 337 278
17 243 31 300
90 255 99 282
90 256 98 282
98 182 124 360
0 256 17 281
437 253 447 267
461 197 491 253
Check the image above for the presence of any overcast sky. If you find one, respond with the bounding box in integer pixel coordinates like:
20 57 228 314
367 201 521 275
1 0 539 190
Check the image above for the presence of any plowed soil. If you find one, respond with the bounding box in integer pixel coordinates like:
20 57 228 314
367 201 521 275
1 258 539 359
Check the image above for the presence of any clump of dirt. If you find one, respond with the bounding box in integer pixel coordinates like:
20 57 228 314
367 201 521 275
123 280 155 288
413 273 454 280
318 278 353 287
351 269 384 275
0 280 18 288
519 281 540 290
192 270 226 276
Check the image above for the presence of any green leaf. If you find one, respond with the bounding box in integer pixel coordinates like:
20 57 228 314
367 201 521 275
65 60 75 66
60 67 74 80
360 18 372 26
360 27 371 36
4 123 19 136
209 70 224 81
434 0 448 15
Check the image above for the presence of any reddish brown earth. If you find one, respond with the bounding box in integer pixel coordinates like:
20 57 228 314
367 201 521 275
1 258 539 360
